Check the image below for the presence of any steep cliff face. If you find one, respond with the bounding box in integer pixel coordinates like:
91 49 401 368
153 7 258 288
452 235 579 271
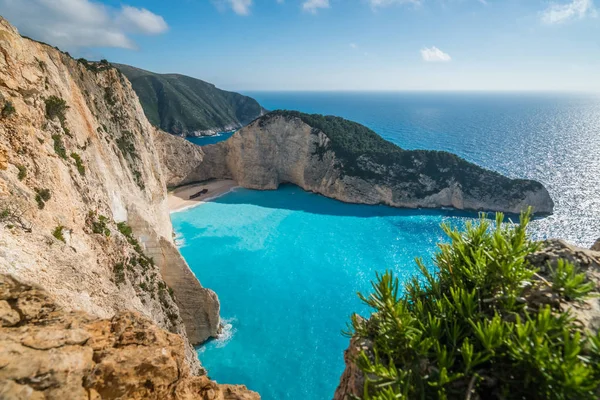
0 17 219 372
0 273 259 400
157 112 554 214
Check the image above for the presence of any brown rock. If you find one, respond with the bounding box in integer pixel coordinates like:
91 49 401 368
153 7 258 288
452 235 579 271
0 300 19 326
592 238 600 252
0 147 7 170
0 273 259 400
333 336 373 400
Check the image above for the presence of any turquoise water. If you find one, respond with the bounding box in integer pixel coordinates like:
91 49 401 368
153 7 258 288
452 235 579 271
186 130 236 146
172 92 600 399
172 186 472 399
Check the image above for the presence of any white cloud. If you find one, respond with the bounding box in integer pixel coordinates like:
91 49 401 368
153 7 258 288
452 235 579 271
118 6 168 34
0 0 168 50
541 0 596 24
420 46 452 62
369 0 421 9
350 43 358 48
225 0 253 15
302 0 330 13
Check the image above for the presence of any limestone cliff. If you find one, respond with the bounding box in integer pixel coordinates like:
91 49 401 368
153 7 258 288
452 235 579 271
0 16 220 373
156 111 554 214
0 273 259 400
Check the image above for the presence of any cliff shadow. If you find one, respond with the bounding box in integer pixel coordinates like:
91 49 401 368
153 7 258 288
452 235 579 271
206 183 524 221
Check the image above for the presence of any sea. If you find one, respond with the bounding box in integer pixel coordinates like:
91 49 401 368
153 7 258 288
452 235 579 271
170 92 600 400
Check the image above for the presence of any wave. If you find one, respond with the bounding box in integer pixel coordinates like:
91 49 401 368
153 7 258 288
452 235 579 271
214 317 237 348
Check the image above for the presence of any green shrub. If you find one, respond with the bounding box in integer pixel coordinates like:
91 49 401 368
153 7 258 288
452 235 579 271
113 262 125 285
116 131 137 159
34 188 51 209
347 210 600 400
117 221 145 255
16 165 27 181
52 225 65 242
1 101 15 118
551 259 595 301
52 134 67 159
117 221 133 238
45 96 68 122
70 152 85 176
88 211 110 236
104 87 116 106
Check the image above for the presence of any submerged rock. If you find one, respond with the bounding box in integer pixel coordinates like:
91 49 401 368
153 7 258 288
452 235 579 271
0 273 259 400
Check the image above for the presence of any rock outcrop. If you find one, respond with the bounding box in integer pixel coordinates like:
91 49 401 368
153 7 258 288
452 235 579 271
0 273 259 400
0 16 219 373
156 111 554 214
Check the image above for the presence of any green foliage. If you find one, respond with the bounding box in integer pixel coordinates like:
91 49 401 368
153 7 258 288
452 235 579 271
52 225 65 242
87 211 110 236
551 259 595 301
117 221 133 238
104 87 116 106
113 262 125 285
45 96 68 122
77 58 112 73
16 165 27 181
52 134 67 159
349 210 600 400
70 152 85 176
115 63 263 135
1 101 15 118
116 131 137 160
115 131 145 190
117 222 153 267
34 188 51 209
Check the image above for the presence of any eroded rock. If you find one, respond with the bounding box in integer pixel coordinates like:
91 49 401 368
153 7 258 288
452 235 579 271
0 274 259 400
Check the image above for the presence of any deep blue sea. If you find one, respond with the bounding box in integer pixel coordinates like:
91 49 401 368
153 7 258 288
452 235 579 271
172 92 600 400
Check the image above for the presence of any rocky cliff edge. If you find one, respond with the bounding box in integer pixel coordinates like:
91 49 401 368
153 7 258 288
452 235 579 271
0 16 219 372
0 273 259 400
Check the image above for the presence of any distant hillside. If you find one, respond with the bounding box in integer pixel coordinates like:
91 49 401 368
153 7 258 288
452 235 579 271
115 64 264 137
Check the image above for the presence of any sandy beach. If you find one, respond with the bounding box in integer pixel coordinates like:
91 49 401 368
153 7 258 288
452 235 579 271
168 180 238 212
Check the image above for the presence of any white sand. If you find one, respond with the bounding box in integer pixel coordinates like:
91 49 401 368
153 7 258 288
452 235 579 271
168 180 238 213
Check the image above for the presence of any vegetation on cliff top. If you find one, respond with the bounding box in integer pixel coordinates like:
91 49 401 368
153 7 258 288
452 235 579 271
265 110 543 199
115 63 264 136
347 211 600 399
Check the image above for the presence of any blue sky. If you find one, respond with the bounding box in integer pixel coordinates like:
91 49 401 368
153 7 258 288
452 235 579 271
0 0 597 91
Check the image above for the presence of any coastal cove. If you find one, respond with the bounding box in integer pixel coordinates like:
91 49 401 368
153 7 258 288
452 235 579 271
172 186 475 400
169 91 600 399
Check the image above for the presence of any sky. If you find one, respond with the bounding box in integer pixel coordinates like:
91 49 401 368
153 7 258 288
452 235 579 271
0 0 597 91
